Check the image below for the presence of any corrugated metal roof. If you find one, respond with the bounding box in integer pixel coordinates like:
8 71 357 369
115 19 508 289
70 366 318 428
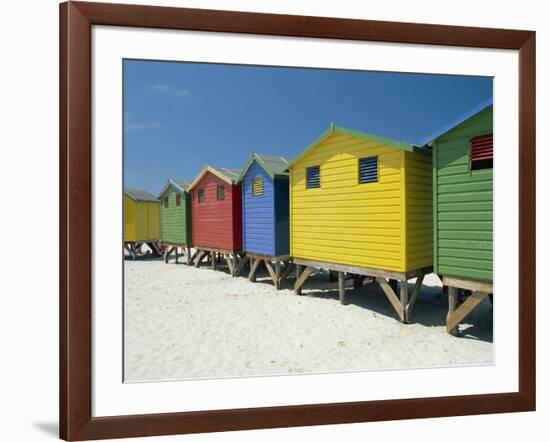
158 179 191 198
255 153 290 176
212 167 241 183
238 152 290 181
418 97 493 146
125 188 158 202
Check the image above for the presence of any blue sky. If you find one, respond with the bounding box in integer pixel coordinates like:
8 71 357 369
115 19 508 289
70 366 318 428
124 60 492 194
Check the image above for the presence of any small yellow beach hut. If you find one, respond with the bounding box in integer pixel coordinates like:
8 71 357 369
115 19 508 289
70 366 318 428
124 188 161 259
288 123 433 322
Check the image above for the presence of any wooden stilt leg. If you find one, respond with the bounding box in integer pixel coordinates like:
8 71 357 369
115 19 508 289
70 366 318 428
194 250 205 268
376 278 405 322
212 252 217 270
232 254 238 277
400 281 409 323
275 261 281 289
234 256 249 276
249 258 260 282
338 271 347 305
447 286 459 336
295 265 303 295
131 243 137 260
264 260 278 287
175 247 179 264
186 247 191 265
294 266 313 295
447 290 489 335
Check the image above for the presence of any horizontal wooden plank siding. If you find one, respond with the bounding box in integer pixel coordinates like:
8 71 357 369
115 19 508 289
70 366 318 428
123 195 135 242
290 133 406 272
192 171 242 251
160 187 191 245
405 151 433 271
434 106 493 282
242 161 276 255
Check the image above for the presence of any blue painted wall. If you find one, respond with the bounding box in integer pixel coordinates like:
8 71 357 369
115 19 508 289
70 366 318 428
243 161 276 255
242 161 290 256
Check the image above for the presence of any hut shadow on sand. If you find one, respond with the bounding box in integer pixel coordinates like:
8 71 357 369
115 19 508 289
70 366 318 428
288 270 493 343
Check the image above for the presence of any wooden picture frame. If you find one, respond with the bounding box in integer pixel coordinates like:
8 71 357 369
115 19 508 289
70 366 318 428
59 1 536 440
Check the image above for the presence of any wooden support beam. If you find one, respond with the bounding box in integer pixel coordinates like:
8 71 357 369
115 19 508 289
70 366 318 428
232 254 238 277
280 262 295 282
376 277 405 322
234 256 249 276
194 250 205 268
264 260 278 287
212 252 217 270
442 276 493 294
294 266 313 294
163 246 174 263
447 291 489 334
400 280 409 323
405 275 424 321
338 271 347 305
187 249 196 266
447 287 460 336
174 247 179 264
249 258 261 282
295 265 303 295
224 254 234 274
274 261 281 289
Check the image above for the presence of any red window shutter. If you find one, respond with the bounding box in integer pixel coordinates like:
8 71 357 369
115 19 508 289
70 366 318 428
470 134 493 162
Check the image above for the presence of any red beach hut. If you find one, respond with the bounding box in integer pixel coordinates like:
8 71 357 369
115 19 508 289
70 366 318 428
187 165 244 275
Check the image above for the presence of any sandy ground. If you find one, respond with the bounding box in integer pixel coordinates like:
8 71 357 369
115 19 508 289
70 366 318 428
124 255 493 382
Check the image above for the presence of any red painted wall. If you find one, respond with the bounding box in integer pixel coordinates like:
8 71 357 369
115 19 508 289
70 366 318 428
191 171 243 251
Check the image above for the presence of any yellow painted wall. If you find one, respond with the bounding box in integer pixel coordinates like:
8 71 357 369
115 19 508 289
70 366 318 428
290 132 432 273
124 195 135 242
124 195 160 242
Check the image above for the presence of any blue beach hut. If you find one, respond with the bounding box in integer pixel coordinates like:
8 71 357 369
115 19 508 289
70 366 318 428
238 153 292 288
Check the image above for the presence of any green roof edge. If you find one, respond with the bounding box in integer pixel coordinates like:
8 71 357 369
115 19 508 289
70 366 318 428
285 123 431 170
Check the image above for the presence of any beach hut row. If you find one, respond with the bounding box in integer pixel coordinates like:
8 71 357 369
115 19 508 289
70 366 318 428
124 99 493 334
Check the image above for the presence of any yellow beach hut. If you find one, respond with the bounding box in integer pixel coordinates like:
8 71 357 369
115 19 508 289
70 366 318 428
124 188 161 259
288 123 433 322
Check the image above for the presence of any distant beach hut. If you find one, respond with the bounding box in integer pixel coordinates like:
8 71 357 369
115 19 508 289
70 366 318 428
124 188 161 259
187 166 245 275
422 98 493 334
238 153 292 289
158 179 192 264
287 123 433 323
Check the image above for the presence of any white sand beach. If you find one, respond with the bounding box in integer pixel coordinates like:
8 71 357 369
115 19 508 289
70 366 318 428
124 256 493 382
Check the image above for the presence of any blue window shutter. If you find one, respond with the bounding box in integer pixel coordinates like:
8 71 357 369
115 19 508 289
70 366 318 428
306 166 320 189
358 156 378 184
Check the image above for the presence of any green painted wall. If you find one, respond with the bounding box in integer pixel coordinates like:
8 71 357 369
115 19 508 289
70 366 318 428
160 187 192 245
433 106 493 282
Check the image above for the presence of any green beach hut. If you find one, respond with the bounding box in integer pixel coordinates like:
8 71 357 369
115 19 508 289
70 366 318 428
423 98 493 334
158 179 192 264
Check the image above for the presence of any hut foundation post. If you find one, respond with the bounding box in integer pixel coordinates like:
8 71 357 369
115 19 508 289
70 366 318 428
131 243 137 260
295 265 303 295
400 281 409 323
186 247 192 265
232 254 238 277
338 271 347 305
447 287 460 336
234 256 249 277
249 258 260 282
447 290 489 335
174 247 179 264
211 252 217 270
274 261 281 290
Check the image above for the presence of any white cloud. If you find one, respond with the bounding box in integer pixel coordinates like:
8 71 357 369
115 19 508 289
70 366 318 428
146 84 190 97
